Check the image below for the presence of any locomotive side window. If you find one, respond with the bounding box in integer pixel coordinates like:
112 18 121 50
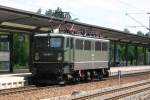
84 40 91 50
70 38 73 49
95 41 101 51
66 38 69 48
75 39 83 50
102 42 108 51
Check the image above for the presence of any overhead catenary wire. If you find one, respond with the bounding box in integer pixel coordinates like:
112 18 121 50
118 0 147 12
125 13 150 31
118 0 150 31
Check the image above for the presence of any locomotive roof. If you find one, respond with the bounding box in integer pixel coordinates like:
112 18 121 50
34 33 109 42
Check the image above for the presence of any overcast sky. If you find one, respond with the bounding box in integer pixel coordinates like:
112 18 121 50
1 0 150 34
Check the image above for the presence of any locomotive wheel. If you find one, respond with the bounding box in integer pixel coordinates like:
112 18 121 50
98 74 103 80
90 70 94 80
86 71 91 81
82 71 90 81
97 70 104 80
103 70 109 78
72 71 81 83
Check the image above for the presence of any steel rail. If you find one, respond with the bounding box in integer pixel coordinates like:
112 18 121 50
0 85 58 96
72 79 150 100
105 86 150 100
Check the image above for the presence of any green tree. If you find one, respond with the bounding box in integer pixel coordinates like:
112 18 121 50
145 32 150 37
44 7 72 20
123 28 130 33
137 31 144 36
52 7 64 18
45 9 53 16
128 46 134 65
118 44 125 64
36 8 42 14
13 34 29 68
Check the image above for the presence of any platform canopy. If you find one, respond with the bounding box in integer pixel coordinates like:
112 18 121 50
0 5 150 47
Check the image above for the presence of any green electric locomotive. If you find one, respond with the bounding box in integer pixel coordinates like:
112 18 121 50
30 32 110 84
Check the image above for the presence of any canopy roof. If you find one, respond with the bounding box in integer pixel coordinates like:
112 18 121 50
0 5 150 47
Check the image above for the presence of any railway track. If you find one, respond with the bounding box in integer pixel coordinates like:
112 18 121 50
105 86 150 100
0 86 36 96
0 85 58 96
72 80 150 100
0 71 150 97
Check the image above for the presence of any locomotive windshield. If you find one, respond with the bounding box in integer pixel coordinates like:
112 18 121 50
34 36 63 49
50 38 61 48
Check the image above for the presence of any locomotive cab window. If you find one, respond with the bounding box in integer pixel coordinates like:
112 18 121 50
34 37 49 48
34 36 63 49
66 38 69 48
70 38 73 49
50 37 62 48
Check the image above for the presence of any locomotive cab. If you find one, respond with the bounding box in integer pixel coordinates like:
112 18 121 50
31 33 72 84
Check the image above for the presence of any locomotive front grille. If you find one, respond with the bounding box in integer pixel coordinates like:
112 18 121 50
33 62 63 75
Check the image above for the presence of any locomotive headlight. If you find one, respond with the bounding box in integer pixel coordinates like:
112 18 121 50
57 53 62 61
35 52 40 60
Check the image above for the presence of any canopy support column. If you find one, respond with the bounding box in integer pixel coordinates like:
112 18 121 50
113 41 117 67
143 47 146 65
9 33 13 72
125 43 128 66
29 34 34 72
134 46 138 65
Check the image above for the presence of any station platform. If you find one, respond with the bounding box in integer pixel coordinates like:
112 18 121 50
0 70 31 90
110 65 150 72
0 66 150 90
110 65 150 76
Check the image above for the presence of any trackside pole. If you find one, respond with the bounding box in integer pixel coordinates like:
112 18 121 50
118 70 121 85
